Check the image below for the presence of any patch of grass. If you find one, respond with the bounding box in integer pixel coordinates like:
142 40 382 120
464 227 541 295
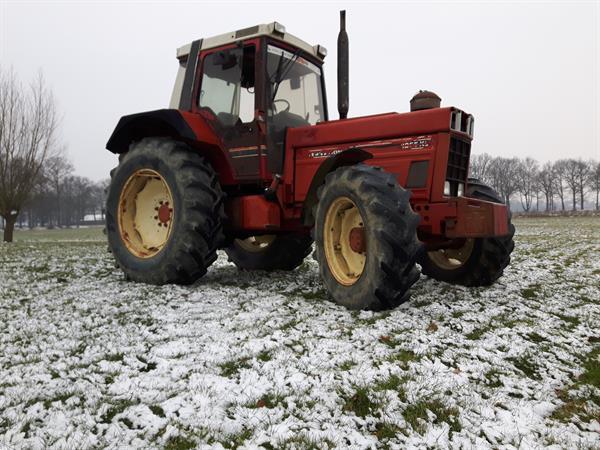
374 374 409 402
119 417 134 429
43 392 73 409
137 356 157 372
149 404 165 418
507 354 540 380
412 299 431 308
105 352 124 362
164 435 197 450
339 360 356 371
554 313 580 329
219 357 251 377
100 398 139 424
387 349 421 369
466 324 493 341
507 392 524 399
257 350 272 362
525 332 546 343
379 335 400 348
520 284 541 299
343 386 379 418
248 393 286 409
279 319 300 331
451 311 465 319
221 428 253 449
273 434 335 449
484 369 504 388
358 311 392 326
579 347 600 388
402 398 461 435
374 422 404 440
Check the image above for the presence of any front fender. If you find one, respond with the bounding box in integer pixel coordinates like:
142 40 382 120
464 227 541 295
301 148 373 226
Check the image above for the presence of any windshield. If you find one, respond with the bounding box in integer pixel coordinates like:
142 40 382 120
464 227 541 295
267 45 325 125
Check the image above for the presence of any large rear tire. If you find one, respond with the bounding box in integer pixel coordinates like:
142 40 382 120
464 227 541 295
105 138 225 284
225 234 312 271
313 164 421 310
418 178 515 286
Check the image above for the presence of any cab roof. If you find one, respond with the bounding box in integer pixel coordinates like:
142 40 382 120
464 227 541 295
175 22 326 63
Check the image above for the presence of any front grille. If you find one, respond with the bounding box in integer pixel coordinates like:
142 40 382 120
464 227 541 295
446 137 471 195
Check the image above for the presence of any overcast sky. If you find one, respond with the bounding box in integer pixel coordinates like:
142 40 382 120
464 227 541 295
1 0 598 181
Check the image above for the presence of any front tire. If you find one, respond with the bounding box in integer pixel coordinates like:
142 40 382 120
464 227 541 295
313 164 421 310
105 138 225 285
225 234 312 271
418 178 515 286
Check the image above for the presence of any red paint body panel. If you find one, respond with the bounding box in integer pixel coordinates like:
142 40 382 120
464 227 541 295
180 105 509 240
226 195 281 230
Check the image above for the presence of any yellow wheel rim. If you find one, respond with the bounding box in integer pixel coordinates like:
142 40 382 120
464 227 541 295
427 239 475 270
118 169 174 259
323 197 366 286
235 235 276 253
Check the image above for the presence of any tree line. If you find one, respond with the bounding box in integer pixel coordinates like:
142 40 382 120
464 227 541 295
15 154 108 229
470 155 600 212
0 68 109 242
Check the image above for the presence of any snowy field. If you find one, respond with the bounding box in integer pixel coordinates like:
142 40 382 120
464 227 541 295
0 217 598 449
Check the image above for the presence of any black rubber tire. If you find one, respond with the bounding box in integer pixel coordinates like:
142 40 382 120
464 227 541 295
418 178 515 286
313 164 422 310
225 234 312 271
105 138 225 285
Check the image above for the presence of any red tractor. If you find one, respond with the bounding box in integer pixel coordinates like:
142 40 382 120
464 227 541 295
105 12 514 310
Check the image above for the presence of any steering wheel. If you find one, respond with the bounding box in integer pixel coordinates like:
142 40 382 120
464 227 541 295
273 99 290 113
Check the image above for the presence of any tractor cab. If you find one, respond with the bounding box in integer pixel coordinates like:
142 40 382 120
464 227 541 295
169 23 328 179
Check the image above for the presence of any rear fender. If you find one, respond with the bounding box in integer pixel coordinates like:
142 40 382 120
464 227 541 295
301 148 373 226
105 109 235 184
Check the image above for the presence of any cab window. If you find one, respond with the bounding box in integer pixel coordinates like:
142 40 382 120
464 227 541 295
267 45 324 125
199 46 255 126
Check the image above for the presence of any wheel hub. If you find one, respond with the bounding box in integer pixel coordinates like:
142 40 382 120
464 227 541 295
118 169 174 258
157 202 172 225
349 227 366 253
323 197 367 286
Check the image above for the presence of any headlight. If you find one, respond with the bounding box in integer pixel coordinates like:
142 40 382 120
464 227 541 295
457 182 465 197
444 181 451 196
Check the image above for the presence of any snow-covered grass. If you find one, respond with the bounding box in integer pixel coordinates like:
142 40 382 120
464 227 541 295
1 218 598 449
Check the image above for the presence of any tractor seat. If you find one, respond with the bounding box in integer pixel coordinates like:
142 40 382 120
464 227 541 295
217 112 241 128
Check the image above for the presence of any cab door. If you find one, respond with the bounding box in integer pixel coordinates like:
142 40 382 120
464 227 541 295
195 43 261 181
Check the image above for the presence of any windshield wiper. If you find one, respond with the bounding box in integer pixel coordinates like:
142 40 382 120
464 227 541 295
270 49 301 102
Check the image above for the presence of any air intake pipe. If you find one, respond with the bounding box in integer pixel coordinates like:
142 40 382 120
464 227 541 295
337 10 349 119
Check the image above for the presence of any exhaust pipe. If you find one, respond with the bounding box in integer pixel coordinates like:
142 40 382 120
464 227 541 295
337 10 349 119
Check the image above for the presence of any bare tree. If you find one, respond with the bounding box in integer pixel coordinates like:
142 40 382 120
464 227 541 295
573 159 591 210
588 160 600 211
0 68 61 242
45 154 73 227
516 157 539 212
469 153 493 182
557 159 580 211
553 160 569 211
486 157 519 208
538 162 555 211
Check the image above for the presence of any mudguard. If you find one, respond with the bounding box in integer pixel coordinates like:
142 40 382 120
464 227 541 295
301 147 373 226
106 109 200 153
